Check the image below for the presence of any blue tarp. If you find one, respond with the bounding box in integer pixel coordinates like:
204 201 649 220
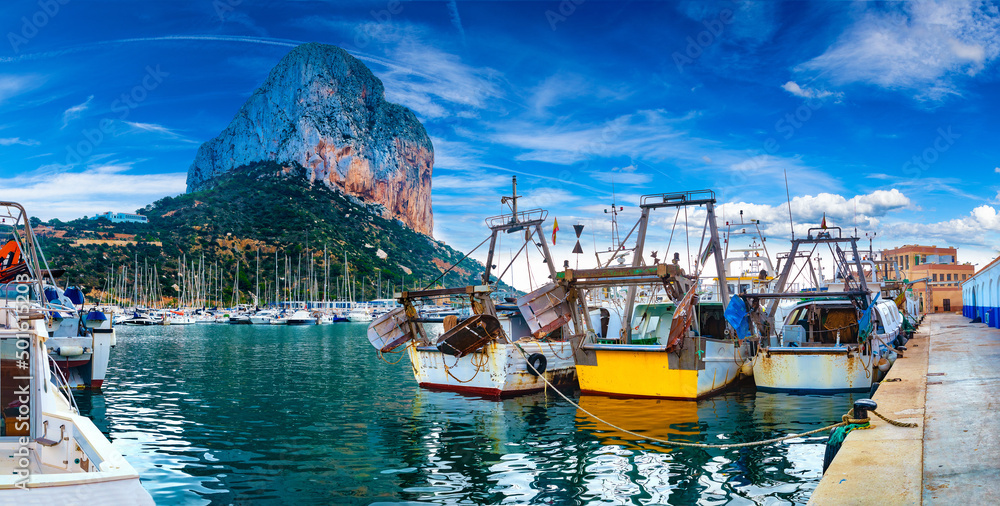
65 286 85 305
724 295 751 340
858 292 881 340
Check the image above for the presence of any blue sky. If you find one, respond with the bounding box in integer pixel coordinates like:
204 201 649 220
2 0 999 286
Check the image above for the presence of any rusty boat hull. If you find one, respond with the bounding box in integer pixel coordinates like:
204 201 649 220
407 340 577 398
753 347 874 393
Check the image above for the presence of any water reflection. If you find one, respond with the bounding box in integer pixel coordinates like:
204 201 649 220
75 324 857 505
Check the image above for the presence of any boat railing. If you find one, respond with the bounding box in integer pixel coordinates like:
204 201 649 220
48 354 80 414
805 226 844 239
484 208 548 230
640 189 716 208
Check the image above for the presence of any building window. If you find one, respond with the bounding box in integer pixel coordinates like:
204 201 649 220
947 273 951 281
933 274 938 282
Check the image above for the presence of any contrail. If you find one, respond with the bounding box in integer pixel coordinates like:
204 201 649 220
0 35 305 63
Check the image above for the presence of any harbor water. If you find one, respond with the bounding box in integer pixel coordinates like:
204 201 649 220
73 324 860 505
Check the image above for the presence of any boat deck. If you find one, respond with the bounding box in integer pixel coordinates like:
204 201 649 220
809 313 1000 504
0 443 72 476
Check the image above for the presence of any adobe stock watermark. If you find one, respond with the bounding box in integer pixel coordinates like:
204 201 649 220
12 273 34 489
673 5 735 73
64 65 169 166
545 0 586 31
213 0 243 22
729 96 827 189
7 0 71 53
901 127 959 178
353 0 406 49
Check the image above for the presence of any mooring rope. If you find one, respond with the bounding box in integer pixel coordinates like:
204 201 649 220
512 343 916 449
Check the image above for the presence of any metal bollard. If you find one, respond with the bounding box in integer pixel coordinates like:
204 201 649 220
853 398 877 420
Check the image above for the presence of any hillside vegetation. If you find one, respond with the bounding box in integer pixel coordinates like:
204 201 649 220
36 162 506 306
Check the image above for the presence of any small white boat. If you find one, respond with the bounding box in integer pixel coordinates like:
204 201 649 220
346 306 373 322
164 312 196 325
121 312 156 325
228 313 251 324
286 310 318 325
250 309 278 324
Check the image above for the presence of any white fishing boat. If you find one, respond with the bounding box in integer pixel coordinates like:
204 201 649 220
0 201 153 503
368 177 577 397
744 227 904 393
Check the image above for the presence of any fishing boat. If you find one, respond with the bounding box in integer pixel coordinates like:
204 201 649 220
0 201 154 502
367 177 577 397
534 190 751 400
741 226 903 393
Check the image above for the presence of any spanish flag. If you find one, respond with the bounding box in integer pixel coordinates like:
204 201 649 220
821 213 827 229
552 218 559 245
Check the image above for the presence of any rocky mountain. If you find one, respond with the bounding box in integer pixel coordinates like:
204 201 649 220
41 162 512 305
186 42 434 235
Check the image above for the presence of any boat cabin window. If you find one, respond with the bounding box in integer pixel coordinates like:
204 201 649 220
1 333 33 437
696 305 727 339
783 304 860 344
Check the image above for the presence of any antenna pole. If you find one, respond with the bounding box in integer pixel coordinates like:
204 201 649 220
784 169 795 240
512 176 517 219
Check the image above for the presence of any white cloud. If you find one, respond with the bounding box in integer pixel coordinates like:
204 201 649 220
61 95 94 128
718 189 912 238
781 81 842 100
994 166 1000 174
870 205 1000 256
0 75 37 104
588 165 652 185
796 0 1000 101
124 121 173 135
0 163 186 220
122 121 198 143
0 137 39 146
333 24 502 120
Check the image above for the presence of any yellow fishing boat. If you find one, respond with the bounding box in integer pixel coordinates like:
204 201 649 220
518 190 752 400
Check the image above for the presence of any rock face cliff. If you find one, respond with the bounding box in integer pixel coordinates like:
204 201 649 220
186 42 434 235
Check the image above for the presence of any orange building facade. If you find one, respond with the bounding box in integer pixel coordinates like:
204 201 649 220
882 245 975 313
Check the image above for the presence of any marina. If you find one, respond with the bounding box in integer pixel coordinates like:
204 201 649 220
2 1 998 503
78 323 856 504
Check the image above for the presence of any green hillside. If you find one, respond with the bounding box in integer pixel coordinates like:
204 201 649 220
36 162 509 306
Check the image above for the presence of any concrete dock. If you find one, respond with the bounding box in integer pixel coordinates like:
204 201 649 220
809 313 1000 504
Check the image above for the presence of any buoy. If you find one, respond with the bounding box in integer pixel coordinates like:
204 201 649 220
57 346 85 357
527 353 547 376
